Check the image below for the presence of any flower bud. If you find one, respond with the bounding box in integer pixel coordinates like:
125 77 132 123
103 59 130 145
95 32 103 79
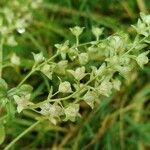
112 78 121 91
92 27 103 40
64 104 80 122
83 91 98 109
70 26 84 37
41 64 55 80
68 67 85 81
13 94 32 113
79 53 89 65
136 51 149 68
32 52 45 64
97 79 113 97
58 81 72 93
10 53 20 66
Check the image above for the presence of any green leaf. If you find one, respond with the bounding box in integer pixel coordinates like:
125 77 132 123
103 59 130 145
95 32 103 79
1 97 9 107
6 101 15 120
15 84 33 96
0 78 8 90
0 125 5 145
0 79 8 100
9 84 33 97
19 84 33 95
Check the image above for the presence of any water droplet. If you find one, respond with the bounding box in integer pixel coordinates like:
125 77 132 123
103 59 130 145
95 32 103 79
17 27 25 34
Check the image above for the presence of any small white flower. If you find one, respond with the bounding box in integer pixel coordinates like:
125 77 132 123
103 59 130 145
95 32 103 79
15 19 26 34
91 63 106 77
116 66 131 78
140 12 150 25
40 103 51 115
109 35 124 50
112 78 121 91
83 91 98 109
70 26 84 37
14 94 33 113
56 60 68 74
32 52 45 64
132 19 148 37
68 47 78 60
97 79 113 97
10 53 20 66
119 56 130 65
40 103 63 117
79 53 89 65
68 67 86 81
40 103 63 124
7 36 17 46
73 83 85 91
55 41 69 59
64 104 80 122
92 27 103 40
58 81 72 93
136 51 149 68
55 41 69 53
41 64 55 80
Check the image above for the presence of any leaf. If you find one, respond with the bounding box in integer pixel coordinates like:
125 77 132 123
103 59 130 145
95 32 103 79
0 125 5 145
0 79 8 100
12 84 33 97
0 78 8 91
1 97 9 107
6 101 15 120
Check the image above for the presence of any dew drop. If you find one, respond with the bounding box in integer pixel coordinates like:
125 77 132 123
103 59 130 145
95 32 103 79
17 27 25 34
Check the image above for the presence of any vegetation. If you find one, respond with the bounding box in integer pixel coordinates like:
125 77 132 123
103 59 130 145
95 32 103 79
0 0 150 149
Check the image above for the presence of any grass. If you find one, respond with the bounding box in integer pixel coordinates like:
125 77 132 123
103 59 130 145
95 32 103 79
0 0 150 149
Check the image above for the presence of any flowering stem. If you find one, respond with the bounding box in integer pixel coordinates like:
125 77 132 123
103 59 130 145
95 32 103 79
124 36 146 55
18 53 58 87
38 53 58 69
29 73 100 109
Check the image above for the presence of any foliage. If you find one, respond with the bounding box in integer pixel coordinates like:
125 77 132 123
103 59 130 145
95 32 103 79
0 0 150 149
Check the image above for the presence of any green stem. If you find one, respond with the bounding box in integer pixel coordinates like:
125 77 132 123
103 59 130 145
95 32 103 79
18 69 34 87
18 53 58 87
4 120 42 150
37 53 58 69
47 53 58 62
124 36 146 55
77 41 95 47
76 36 79 46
